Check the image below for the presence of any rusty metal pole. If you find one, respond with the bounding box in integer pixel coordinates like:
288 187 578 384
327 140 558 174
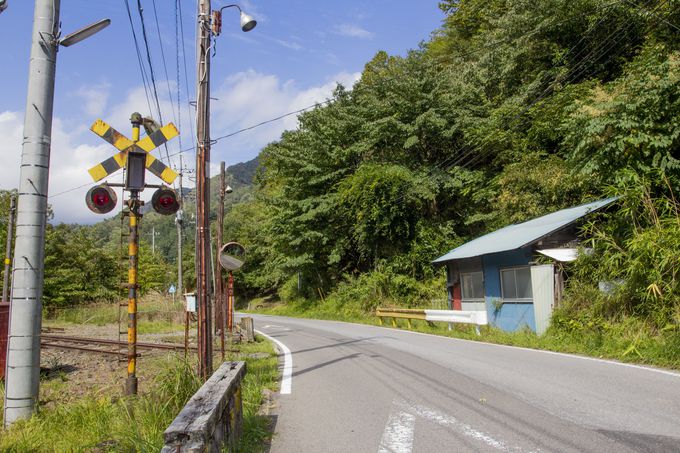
228 271 234 334
216 162 226 359
2 196 16 303
125 118 142 396
195 0 213 380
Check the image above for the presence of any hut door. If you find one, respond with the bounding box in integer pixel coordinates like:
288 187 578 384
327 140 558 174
531 264 554 335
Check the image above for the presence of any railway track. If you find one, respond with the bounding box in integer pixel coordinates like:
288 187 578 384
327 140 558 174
41 334 197 356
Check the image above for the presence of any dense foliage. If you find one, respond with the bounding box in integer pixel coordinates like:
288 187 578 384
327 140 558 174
2 0 678 326
220 0 679 320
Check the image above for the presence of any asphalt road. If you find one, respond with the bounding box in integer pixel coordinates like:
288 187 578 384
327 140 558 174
245 314 680 453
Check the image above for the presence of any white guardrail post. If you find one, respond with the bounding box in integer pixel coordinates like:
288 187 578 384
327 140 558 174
377 308 488 335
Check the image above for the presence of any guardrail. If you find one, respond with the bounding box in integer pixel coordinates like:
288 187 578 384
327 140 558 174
376 307 488 334
162 361 246 452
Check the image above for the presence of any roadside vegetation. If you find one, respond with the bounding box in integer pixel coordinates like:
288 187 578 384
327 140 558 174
0 333 278 452
43 292 186 334
233 0 679 368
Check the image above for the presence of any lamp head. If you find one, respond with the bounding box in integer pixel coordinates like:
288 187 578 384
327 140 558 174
60 18 111 47
240 11 256 32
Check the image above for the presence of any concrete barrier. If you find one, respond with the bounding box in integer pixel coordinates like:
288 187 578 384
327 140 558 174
162 361 246 453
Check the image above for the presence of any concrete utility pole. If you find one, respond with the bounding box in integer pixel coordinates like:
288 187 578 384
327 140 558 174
176 155 184 298
216 161 226 358
148 226 159 254
4 0 60 425
195 0 213 380
175 154 184 297
3 196 16 303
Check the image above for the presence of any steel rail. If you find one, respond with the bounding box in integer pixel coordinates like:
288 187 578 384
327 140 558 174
41 341 134 356
42 334 198 351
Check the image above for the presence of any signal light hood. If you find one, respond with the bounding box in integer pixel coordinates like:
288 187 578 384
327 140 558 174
151 187 180 215
85 184 117 214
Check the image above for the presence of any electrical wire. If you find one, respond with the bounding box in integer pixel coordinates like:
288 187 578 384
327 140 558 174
49 101 330 198
151 0 179 130
174 0 184 155
51 0 668 200
122 0 154 117
135 0 174 168
178 0 195 147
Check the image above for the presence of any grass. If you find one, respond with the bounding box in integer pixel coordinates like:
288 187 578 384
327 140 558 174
231 336 280 453
0 338 279 452
249 298 680 371
43 293 186 334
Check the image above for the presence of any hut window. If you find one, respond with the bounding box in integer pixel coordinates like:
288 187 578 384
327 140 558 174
461 271 484 301
500 267 533 302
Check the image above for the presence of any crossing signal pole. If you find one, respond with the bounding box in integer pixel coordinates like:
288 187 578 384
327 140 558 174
176 154 185 298
84 112 180 395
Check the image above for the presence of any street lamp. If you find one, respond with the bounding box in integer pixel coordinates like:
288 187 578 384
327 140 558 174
3 0 110 427
59 19 111 47
212 4 257 35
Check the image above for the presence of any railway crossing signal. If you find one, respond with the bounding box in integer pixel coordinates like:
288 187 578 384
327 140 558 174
88 117 179 185
85 113 181 216
84 112 180 396
85 184 117 214
152 187 181 215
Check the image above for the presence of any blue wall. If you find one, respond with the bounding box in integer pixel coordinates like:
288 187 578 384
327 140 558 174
482 248 536 332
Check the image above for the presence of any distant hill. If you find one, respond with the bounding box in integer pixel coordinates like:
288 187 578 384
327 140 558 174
226 157 259 187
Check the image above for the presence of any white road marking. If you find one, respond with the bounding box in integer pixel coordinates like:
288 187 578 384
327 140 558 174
380 399 535 453
379 410 415 453
256 329 292 395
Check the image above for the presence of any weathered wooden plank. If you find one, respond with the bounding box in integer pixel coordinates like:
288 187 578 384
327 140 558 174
162 361 246 452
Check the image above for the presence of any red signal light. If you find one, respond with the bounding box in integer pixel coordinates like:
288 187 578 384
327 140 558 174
151 187 180 215
85 184 117 214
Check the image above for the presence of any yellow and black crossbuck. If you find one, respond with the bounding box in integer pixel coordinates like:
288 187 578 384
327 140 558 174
88 119 179 185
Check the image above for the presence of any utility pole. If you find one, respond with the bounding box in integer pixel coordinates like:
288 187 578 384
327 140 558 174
125 115 143 396
4 0 60 425
195 0 213 380
2 196 16 303
216 161 226 358
148 226 159 255
176 154 184 298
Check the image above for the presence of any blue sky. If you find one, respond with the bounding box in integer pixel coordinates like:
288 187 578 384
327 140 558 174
0 1 444 223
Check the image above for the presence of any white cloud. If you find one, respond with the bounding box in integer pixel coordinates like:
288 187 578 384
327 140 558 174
0 110 116 224
209 69 360 165
275 39 303 51
73 83 111 116
0 69 361 224
0 111 23 190
333 24 374 39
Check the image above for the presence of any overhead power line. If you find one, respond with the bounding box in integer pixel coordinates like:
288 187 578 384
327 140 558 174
122 0 154 117
50 101 331 198
135 0 174 169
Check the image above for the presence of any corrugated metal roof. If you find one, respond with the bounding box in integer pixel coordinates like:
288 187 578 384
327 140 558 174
433 197 618 263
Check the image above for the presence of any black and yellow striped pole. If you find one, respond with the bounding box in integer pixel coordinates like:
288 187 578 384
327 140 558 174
84 112 180 396
125 113 142 396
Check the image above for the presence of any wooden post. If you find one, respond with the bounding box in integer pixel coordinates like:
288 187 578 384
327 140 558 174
216 162 226 360
239 317 254 343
